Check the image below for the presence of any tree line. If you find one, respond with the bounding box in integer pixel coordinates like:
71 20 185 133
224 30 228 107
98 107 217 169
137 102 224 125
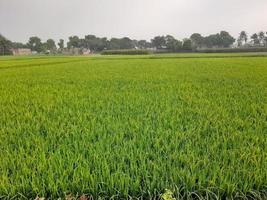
1 30 267 55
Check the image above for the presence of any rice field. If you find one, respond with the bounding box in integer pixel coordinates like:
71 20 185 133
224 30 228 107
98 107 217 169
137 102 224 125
0 54 266 199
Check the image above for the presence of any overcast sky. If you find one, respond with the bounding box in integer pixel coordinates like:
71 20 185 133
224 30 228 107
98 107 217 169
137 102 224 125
1 0 267 43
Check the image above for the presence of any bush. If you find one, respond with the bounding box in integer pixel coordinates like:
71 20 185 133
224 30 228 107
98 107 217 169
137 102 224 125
101 49 151 55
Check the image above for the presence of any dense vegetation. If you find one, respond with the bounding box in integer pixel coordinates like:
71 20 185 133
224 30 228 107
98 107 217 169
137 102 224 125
197 47 267 53
1 30 267 55
0 54 266 199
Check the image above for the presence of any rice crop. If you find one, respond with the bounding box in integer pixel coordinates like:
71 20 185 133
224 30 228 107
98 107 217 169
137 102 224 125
0 54 266 199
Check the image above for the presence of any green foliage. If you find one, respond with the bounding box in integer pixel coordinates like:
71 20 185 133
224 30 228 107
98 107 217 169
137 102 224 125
190 33 204 49
190 31 235 49
45 39 57 51
67 36 81 49
107 37 134 50
58 39 64 49
237 31 248 47
250 32 267 46
137 40 152 49
182 39 192 50
219 31 235 47
27 36 43 52
11 42 28 49
166 35 183 52
0 34 12 55
251 33 260 45
151 36 167 49
151 35 184 52
0 54 266 199
83 35 108 52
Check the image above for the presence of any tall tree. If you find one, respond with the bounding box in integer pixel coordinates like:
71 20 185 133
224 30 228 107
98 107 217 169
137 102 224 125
83 35 98 50
219 31 235 48
108 38 121 50
190 33 204 49
119 37 134 49
137 40 151 49
151 36 166 49
204 34 221 48
258 31 265 45
0 34 12 55
202 31 235 48
58 39 64 49
107 37 134 50
27 36 43 52
182 39 192 50
251 33 260 46
165 35 182 51
237 37 242 47
98 37 108 51
238 31 248 47
46 39 57 52
67 36 81 48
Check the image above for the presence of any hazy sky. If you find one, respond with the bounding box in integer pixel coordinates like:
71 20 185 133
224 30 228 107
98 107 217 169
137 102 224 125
1 0 267 43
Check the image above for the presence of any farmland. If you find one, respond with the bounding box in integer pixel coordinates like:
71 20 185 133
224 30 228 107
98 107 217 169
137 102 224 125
0 54 266 199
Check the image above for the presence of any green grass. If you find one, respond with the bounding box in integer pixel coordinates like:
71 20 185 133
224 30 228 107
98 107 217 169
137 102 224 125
0 54 266 199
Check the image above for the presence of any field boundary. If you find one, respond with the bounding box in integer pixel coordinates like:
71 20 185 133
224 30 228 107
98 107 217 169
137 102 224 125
0 59 90 71
90 53 267 61
2 53 267 70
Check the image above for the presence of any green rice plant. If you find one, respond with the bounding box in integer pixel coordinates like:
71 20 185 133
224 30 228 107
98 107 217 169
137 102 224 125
0 54 266 199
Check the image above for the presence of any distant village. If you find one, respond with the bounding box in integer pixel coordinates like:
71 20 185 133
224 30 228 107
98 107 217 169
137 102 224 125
11 48 91 56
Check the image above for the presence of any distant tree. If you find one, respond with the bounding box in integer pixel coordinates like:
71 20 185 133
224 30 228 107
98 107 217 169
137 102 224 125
132 40 139 48
11 42 27 49
190 33 204 49
165 35 182 51
98 37 108 51
83 35 98 50
107 37 134 50
151 36 166 49
27 36 43 52
0 34 12 55
219 31 235 47
108 38 121 50
265 32 267 47
251 33 260 46
204 34 220 48
258 31 265 45
67 36 81 49
182 39 192 50
45 39 57 52
202 31 235 48
238 31 248 47
119 37 134 49
58 39 64 49
83 35 108 51
137 40 151 49
136 40 145 49
237 38 242 47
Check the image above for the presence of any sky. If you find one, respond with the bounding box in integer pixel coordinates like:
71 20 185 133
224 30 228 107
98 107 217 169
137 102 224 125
1 0 267 43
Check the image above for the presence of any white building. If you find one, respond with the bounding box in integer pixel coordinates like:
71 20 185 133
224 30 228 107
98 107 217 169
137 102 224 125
12 48 32 56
